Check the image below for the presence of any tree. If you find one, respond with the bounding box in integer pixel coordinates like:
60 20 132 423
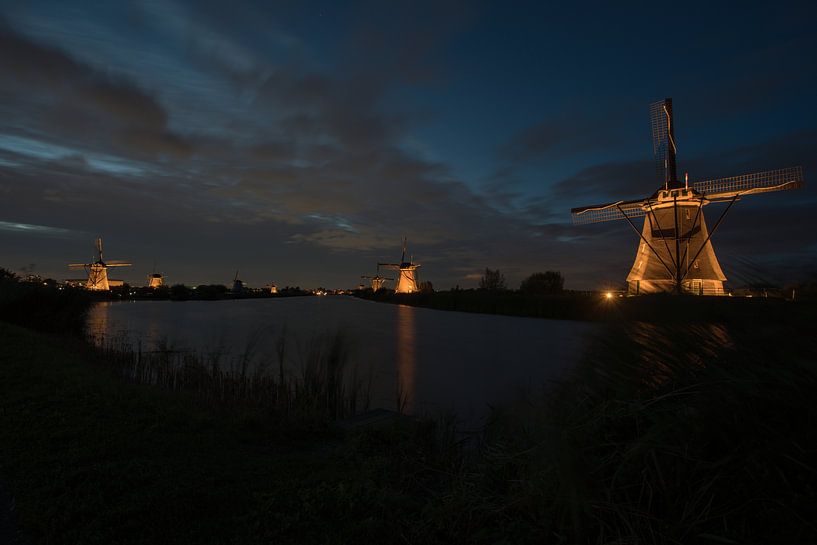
519 271 564 295
169 284 192 301
419 280 434 293
479 268 507 291
0 268 18 282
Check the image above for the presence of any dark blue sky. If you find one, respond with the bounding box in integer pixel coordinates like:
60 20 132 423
1 0 815 289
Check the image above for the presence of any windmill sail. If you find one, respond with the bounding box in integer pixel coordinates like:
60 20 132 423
571 199 647 225
650 98 677 186
693 167 804 200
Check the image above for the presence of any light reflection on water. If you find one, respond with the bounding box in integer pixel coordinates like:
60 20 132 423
587 320 738 392
86 297 599 417
396 304 416 412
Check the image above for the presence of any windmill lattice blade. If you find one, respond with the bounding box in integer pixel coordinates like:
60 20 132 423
650 98 676 184
693 166 804 199
106 262 132 267
571 199 646 225
68 264 87 269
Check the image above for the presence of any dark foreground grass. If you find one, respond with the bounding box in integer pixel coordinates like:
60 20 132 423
0 322 434 544
2 314 817 544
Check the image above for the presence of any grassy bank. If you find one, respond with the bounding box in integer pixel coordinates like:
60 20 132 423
2 312 817 543
0 322 430 544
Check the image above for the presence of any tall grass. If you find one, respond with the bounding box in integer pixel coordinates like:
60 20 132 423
393 320 817 544
90 327 371 424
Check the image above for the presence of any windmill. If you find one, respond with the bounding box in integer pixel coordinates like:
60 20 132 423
571 98 804 295
147 261 164 288
232 270 244 294
361 264 393 291
379 237 421 293
68 237 131 291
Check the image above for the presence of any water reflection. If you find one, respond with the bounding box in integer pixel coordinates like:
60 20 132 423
603 321 737 391
396 304 416 412
86 301 110 344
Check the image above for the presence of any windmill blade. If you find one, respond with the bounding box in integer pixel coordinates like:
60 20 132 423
571 198 647 225
106 262 132 267
68 263 88 269
693 166 804 200
650 98 677 185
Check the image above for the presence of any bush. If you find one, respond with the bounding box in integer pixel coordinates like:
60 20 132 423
519 271 564 294
0 268 92 334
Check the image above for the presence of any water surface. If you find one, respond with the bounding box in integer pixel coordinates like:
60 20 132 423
87 296 599 418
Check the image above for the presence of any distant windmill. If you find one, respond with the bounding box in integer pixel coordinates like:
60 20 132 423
68 237 131 291
570 98 804 295
361 264 393 291
232 270 244 293
147 261 164 288
379 238 420 293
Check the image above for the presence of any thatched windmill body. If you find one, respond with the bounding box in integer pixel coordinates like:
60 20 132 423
68 237 131 291
379 238 420 293
571 98 804 295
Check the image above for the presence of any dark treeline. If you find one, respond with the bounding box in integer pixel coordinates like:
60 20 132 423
0 268 92 334
151 283 312 301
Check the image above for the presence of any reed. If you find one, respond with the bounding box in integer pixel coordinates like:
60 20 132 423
384 320 817 544
90 327 371 424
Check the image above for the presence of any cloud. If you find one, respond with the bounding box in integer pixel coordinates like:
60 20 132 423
0 23 192 161
0 220 79 239
501 114 619 162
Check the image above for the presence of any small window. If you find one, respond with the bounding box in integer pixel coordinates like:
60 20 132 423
693 260 700 269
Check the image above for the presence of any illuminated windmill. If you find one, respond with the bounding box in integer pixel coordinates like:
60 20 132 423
147 262 163 288
68 237 131 291
571 98 804 295
361 264 393 291
379 238 420 293
147 273 164 288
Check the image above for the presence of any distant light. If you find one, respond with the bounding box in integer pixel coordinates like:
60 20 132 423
605 292 613 299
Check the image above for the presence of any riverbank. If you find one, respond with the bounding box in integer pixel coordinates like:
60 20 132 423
356 288 817 323
0 322 417 544
2 314 816 543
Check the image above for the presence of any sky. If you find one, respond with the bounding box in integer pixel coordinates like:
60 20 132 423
0 0 816 290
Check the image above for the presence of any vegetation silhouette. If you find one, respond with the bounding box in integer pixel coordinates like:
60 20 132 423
519 270 564 294
478 268 507 291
